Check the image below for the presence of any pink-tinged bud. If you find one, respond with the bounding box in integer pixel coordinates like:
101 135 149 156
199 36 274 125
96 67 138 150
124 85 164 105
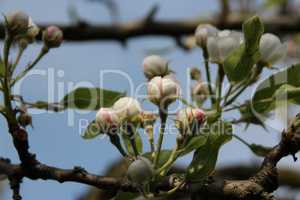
176 107 205 135
143 55 169 80
147 76 180 107
42 26 63 48
6 11 29 34
96 108 119 134
113 97 142 123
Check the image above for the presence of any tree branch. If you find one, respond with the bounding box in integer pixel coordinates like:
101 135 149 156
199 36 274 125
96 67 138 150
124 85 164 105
0 15 298 43
0 113 300 199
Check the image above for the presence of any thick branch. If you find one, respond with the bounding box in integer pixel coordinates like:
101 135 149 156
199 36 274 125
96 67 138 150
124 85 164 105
0 15 299 42
1 111 300 199
0 158 135 192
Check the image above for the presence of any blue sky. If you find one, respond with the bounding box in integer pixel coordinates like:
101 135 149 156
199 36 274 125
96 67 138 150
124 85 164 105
0 0 298 199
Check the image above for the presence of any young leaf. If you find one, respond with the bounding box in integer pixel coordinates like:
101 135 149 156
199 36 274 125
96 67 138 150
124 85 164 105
179 135 207 156
143 150 172 168
249 144 272 157
252 64 300 114
234 135 272 157
186 121 232 181
224 16 264 83
60 87 124 110
81 120 102 139
122 133 143 156
239 101 266 129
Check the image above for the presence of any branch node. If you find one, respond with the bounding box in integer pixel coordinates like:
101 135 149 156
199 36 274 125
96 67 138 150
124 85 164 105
73 166 88 176
8 176 22 200
144 4 159 24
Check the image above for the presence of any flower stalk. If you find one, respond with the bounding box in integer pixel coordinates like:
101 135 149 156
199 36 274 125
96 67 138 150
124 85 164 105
153 106 168 169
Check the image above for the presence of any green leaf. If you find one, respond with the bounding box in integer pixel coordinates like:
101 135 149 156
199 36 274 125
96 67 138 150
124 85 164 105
60 87 124 110
224 16 264 83
143 150 172 168
206 110 221 124
252 64 300 114
81 120 102 139
239 101 266 129
234 135 271 157
249 143 272 157
186 121 232 181
122 133 143 156
179 135 207 156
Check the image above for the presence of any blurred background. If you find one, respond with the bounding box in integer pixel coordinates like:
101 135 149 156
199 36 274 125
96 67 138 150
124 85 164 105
0 0 300 199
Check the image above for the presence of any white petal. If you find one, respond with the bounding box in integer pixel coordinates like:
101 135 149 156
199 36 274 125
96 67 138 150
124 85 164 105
260 33 281 62
218 37 240 62
207 37 220 63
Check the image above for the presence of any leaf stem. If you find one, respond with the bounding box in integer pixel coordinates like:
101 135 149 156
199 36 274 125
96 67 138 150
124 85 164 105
223 84 233 106
2 36 15 121
145 126 155 153
129 136 140 158
12 46 48 86
225 84 248 106
154 106 168 169
224 65 263 107
215 63 224 112
202 48 215 105
108 134 127 157
11 46 26 75
157 145 179 176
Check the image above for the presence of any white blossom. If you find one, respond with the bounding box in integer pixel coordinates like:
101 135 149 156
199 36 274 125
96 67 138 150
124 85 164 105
147 76 180 107
207 30 243 63
259 33 286 66
113 97 142 122
195 24 219 47
143 55 169 80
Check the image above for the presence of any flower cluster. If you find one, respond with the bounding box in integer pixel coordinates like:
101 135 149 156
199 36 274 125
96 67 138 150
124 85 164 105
195 23 286 66
91 54 207 185
5 11 63 50
95 97 142 135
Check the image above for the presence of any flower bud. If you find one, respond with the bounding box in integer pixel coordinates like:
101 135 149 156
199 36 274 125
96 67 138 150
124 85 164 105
143 55 169 80
127 157 154 185
95 108 119 135
42 26 63 48
6 11 29 35
18 113 32 127
190 67 201 81
195 24 218 47
207 30 243 64
259 33 286 67
191 82 209 105
113 97 142 123
26 18 39 42
140 111 157 128
147 76 180 107
175 107 205 135
18 17 40 48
